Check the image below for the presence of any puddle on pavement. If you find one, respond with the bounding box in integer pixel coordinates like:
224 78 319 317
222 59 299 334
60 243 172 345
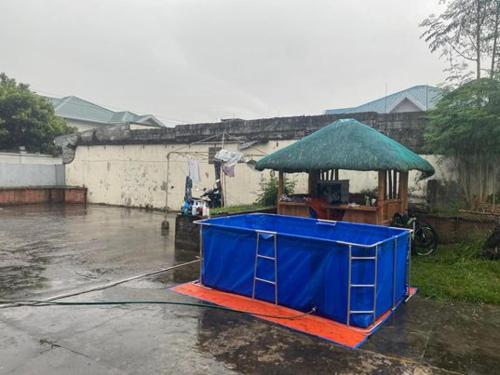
0 204 179 299
153 246 200 287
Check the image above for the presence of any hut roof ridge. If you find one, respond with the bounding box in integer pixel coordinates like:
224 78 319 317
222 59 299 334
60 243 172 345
255 118 434 177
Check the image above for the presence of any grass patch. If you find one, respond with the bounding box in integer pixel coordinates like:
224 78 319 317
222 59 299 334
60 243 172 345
411 239 500 305
210 204 274 216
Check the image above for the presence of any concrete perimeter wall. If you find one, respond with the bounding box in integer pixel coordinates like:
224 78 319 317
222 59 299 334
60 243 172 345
0 164 65 187
0 152 62 165
64 112 456 209
0 151 64 188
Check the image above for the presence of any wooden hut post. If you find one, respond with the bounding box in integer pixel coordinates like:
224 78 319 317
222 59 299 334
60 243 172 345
377 171 386 224
277 171 284 213
399 171 409 212
308 170 319 197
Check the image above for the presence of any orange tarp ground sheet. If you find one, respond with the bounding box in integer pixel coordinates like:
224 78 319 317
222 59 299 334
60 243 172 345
172 282 417 349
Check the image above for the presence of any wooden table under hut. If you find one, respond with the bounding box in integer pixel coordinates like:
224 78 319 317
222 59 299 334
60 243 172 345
255 119 435 225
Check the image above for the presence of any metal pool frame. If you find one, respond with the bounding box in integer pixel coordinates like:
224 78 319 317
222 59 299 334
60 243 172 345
196 215 412 327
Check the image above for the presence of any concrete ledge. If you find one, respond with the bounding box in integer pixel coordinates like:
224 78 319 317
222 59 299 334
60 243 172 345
0 186 87 206
174 207 277 251
175 215 202 251
418 213 497 243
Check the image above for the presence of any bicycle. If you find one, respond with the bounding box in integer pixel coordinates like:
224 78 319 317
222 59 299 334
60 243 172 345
392 212 438 256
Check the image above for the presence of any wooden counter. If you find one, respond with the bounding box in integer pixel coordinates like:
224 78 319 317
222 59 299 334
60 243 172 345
278 201 380 224
277 201 310 217
325 204 377 224
327 204 377 212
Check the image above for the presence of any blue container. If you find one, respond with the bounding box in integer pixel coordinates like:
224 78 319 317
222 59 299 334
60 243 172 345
197 213 411 328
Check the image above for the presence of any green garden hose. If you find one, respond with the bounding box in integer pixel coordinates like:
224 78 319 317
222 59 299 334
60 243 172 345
0 299 316 320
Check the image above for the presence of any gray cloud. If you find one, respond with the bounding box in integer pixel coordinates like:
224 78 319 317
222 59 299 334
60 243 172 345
0 0 446 124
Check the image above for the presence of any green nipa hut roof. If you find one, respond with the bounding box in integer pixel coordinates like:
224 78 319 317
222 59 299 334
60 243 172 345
255 119 435 177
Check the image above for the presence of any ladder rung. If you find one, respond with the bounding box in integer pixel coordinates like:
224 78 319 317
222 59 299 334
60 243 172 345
351 284 375 288
256 254 276 260
349 310 375 314
351 256 376 260
255 277 276 285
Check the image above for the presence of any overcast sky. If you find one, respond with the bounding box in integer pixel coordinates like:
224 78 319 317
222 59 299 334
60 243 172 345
0 0 446 125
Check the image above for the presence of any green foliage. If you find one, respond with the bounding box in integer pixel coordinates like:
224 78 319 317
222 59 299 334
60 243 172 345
425 79 500 207
426 79 500 155
255 174 295 206
429 202 464 216
358 188 378 199
0 73 74 154
412 239 500 305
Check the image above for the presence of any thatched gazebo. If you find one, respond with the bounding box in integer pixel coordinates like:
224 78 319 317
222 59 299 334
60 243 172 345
255 119 435 225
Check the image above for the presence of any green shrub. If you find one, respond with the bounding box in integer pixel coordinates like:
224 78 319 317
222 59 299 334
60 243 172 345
255 175 295 206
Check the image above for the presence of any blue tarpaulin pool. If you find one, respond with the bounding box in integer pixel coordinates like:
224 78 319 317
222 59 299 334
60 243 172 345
196 213 411 328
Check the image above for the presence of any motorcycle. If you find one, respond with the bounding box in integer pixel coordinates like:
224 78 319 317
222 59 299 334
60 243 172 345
200 181 222 209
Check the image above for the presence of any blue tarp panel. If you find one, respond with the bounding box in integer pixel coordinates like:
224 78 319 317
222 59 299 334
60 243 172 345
199 213 410 328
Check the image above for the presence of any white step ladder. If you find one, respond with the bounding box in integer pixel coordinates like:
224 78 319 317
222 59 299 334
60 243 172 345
252 230 278 304
346 244 378 326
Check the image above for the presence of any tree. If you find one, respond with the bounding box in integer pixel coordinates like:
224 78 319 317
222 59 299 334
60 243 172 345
425 78 500 208
421 0 500 84
0 73 74 154
488 1 500 76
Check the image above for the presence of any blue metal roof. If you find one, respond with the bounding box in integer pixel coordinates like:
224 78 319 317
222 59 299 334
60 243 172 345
325 85 441 114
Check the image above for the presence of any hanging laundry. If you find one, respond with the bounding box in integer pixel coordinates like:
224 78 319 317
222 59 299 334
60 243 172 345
187 159 201 182
214 149 242 177
222 164 235 177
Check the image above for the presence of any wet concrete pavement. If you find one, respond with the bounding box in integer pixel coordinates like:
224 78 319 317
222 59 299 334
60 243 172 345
0 205 499 374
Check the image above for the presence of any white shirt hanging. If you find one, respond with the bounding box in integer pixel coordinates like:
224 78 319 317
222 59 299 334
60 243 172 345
187 159 201 182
